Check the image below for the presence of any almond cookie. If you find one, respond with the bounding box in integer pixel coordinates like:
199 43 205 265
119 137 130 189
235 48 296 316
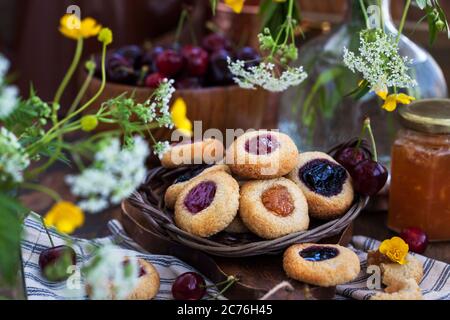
161 138 224 168
226 130 298 179
283 243 360 287
127 259 160 300
287 152 354 220
174 171 239 237
367 251 423 288
164 164 230 209
239 178 309 239
370 278 423 300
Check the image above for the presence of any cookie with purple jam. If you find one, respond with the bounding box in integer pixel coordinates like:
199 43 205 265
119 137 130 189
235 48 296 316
164 164 230 209
161 138 224 168
174 171 239 237
283 243 360 287
239 178 309 239
226 131 298 179
287 152 354 220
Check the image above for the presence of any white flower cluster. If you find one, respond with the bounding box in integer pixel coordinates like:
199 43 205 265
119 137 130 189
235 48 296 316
152 140 171 159
227 58 308 92
139 79 175 129
0 127 30 184
343 30 417 92
0 54 19 119
66 136 149 213
83 245 140 300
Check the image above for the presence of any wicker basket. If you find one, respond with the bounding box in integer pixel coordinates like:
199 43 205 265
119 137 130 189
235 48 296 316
127 139 370 257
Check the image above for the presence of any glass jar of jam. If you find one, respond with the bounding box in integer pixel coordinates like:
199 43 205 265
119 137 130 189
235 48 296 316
388 99 450 241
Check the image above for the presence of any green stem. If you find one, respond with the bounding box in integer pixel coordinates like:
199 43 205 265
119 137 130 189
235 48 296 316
359 0 370 29
210 276 239 300
287 0 294 19
397 0 411 43
378 0 384 32
355 119 368 150
175 9 188 44
364 117 378 162
53 38 84 121
40 215 55 248
67 66 95 116
21 182 62 202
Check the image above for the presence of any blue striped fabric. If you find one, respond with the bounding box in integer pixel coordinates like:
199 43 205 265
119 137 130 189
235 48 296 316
22 213 449 300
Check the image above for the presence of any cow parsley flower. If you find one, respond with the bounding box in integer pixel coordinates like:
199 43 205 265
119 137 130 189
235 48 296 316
66 136 149 213
227 58 307 92
83 245 140 300
343 29 417 93
0 54 19 119
152 141 170 159
0 127 30 184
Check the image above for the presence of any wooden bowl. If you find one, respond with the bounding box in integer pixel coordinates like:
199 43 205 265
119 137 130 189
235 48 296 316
83 76 280 140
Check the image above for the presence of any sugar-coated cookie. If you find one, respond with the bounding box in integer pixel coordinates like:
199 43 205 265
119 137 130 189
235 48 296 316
174 171 239 237
239 178 309 239
224 215 250 234
287 152 354 220
164 164 230 209
283 243 360 287
127 259 160 300
370 279 423 300
161 138 224 168
226 130 298 179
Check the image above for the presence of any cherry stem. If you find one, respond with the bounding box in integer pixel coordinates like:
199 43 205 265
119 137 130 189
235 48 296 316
175 9 188 45
40 215 55 248
209 275 239 300
364 117 378 162
355 118 368 150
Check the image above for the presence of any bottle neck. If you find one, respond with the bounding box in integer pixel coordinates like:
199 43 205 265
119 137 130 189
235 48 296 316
346 0 394 28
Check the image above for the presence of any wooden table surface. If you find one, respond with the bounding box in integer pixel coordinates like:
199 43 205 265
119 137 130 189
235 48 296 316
20 161 450 264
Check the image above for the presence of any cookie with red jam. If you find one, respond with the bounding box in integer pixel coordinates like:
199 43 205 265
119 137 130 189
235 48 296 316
174 171 239 237
239 178 309 239
161 138 224 168
226 131 298 179
287 152 354 220
164 164 230 209
127 259 160 300
283 243 360 287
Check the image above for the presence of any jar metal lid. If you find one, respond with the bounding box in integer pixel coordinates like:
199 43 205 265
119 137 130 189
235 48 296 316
399 99 450 134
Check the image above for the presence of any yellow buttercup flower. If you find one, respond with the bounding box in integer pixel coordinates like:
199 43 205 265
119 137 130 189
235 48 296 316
224 0 245 13
171 97 193 137
44 201 85 234
379 236 409 265
59 14 101 40
376 91 415 112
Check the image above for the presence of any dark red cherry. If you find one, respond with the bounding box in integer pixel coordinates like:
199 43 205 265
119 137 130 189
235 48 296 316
106 53 137 84
145 72 165 88
400 227 428 254
116 45 143 69
334 147 370 172
172 272 206 300
39 245 76 282
201 33 231 53
184 181 217 214
236 46 261 68
351 159 388 196
156 49 185 77
181 45 209 77
207 49 234 86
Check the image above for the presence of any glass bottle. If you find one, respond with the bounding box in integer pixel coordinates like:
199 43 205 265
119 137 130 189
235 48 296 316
278 0 447 164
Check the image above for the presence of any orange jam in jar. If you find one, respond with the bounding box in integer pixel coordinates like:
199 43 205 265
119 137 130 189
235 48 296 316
388 99 450 241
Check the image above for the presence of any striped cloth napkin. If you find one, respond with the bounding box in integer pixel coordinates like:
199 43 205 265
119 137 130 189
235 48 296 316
22 213 449 300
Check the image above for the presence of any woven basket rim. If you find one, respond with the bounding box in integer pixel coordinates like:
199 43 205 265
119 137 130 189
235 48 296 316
127 138 370 257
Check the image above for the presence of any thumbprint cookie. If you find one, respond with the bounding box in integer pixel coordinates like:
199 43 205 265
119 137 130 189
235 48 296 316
226 130 298 179
283 243 360 287
127 259 160 300
164 164 230 209
174 171 239 237
161 138 224 168
239 178 309 239
287 152 354 220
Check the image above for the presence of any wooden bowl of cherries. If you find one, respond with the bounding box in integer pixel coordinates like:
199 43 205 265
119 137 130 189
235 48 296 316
82 33 279 137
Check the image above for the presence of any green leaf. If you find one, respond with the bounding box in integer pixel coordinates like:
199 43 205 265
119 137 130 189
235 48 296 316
0 194 25 286
415 0 428 10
